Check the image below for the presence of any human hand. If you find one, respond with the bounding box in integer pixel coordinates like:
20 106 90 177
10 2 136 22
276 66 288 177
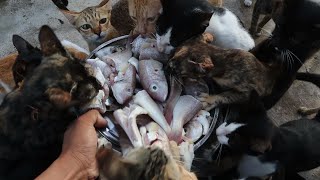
36 110 107 180
60 109 107 179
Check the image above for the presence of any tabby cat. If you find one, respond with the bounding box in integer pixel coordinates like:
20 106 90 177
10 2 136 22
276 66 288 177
167 33 274 111
0 25 100 179
58 0 119 51
97 144 198 180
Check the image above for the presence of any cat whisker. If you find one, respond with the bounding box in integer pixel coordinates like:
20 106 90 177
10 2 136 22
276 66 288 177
286 49 308 72
286 50 294 72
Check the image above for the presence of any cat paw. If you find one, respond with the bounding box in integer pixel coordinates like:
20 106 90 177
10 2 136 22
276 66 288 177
244 0 252 7
179 141 194 171
196 93 216 110
46 88 72 108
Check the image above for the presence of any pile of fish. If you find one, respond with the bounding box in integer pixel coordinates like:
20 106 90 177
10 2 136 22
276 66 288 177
82 35 213 170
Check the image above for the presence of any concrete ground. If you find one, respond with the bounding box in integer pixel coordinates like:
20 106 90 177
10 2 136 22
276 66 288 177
0 0 319 179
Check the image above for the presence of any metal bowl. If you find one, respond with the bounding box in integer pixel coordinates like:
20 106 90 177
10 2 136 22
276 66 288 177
89 35 221 152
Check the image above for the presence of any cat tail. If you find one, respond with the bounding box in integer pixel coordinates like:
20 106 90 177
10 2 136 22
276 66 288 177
51 0 69 10
296 72 320 88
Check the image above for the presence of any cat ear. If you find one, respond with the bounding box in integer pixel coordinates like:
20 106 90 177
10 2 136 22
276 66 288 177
191 8 213 27
12 35 36 56
60 9 80 24
97 0 111 9
39 25 66 56
199 55 214 71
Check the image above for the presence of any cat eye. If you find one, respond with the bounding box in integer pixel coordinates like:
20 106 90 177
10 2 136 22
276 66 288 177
81 24 92 30
99 18 107 24
147 16 157 23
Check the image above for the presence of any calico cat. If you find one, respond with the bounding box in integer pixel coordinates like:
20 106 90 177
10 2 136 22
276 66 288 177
248 0 283 37
167 33 275 111
156 0 254 54
0 25 100 179
250 0 320 109
57 0 120 51
97 145 198 180
220 97 320 179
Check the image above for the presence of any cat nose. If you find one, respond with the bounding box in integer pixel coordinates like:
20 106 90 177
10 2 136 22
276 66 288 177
93 28 101 36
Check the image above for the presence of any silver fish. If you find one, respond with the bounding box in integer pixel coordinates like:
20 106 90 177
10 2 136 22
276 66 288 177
138 60 168 102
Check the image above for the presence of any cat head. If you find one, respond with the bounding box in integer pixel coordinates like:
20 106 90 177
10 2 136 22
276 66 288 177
17 25 100 109
156 0 214 54
216 91 274 153
167 33 215 79
252 0 320 67
97 146 197 180
128 0 162 35
11 35 43 88
60 0 112 45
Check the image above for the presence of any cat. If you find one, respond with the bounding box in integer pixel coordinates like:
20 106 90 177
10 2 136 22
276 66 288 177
156 0 254 54
0 25 100 179
96 144 198 180
167 32 275 111
57 0 120 51
250 0 320 110
127 0 222 36
128 0 163 35
219 95 320 179
248 0 283 37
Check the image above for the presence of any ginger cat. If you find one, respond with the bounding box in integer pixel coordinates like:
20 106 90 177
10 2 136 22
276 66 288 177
59 0 119 51
128 0 223 35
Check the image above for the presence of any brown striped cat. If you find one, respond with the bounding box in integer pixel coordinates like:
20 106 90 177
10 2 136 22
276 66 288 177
97 144 198 180
59 0 120 51
128 0 223 35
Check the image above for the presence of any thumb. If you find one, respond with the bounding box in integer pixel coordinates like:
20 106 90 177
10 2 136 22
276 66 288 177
94 113 108 128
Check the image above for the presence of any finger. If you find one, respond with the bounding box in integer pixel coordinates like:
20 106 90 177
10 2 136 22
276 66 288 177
94 113 107 128
78 110 107 128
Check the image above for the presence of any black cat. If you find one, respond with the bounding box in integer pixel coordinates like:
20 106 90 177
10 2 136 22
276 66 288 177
217 92 320 179
0 25 100 179
250 0 320 109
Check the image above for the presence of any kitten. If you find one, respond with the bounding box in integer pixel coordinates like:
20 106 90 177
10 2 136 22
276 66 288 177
0 25 100 179
57 0 120 51
97 145 198 180
220 96 320 179
248 0 283 37
156 0 254 54
250 0 320 109
167 33 274 111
